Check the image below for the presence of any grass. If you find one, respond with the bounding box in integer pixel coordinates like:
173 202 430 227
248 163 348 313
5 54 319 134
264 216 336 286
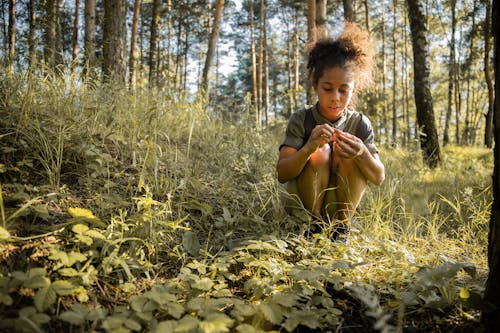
0 70 492 332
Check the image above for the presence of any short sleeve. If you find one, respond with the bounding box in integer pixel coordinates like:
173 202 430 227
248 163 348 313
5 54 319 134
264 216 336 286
279 111 306 151
356 115 378 154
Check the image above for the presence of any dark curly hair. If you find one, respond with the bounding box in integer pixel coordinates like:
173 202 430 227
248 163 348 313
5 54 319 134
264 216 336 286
307 22 375 92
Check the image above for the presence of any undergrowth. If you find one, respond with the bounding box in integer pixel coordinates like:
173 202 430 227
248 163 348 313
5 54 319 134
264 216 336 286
0 71 491 332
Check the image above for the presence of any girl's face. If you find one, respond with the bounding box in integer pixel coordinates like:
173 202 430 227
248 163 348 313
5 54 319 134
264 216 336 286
314 66 355 122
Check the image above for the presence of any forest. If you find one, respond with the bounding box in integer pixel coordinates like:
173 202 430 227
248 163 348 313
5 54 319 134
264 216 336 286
0 0 499 332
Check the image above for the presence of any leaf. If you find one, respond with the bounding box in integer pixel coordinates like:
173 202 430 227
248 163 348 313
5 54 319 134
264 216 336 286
60 311 86 325
85 229 106 239
236 324 266 333
191 277 214 291
76 234 93 246
259 302 283 325
0 226 10 240
52 280 75 296
199 313 234 333
271 293 300 307
459 287 470 300
155 320 178 333
174 315 199 333
23 276 50 289
34 285 57 312
58 268 79 277
72 223 90 234
68 207 106 228
0 292 13 306
124 318 142 331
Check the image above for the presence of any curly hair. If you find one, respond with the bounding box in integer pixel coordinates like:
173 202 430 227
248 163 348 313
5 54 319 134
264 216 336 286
307 22 375 92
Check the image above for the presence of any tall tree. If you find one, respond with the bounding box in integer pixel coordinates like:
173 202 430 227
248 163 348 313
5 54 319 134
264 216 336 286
482 0 500 328
406 0 441 168
484 0 494 148
343 0 354 22
7 0 15 73
443 0 456 146
44 0 56 69
28 0 35 69
72 0 80 63
316 0 327 39
84 0 96 73
262 0 269 126
391 0 397 145
102 0 127 82
249 0 259 126
202 0 224 94
307 0 316 103
129 0 141 90
149 0 161 87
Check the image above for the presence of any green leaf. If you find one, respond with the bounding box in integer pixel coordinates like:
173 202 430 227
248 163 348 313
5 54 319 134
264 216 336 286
52 280 75 296
23 276 50 289
155 320 177 333
174 315 199 333
191 277 213 291
199 314 234 333
271 293 300 307
76 234 93 246
34 285 57 312
236 324 266 333
0 226 10 240
60 311 86 325
259 302 283 325
58 268 79 277
166 302 185 319
0 293 13 305
85 229 106 239
124 318 142 331
72 223 90 234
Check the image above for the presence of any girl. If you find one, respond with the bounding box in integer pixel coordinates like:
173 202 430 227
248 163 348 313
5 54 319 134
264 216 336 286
277 22 385 236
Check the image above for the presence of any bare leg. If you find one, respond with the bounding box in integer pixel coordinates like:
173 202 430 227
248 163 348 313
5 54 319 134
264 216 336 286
325 153 368 223
295 144 331 217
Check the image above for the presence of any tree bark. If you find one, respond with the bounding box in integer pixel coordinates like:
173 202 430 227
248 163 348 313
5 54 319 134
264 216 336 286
84 0 96 73
443 0 456 146
7 0 15 73
363 0 369 31
44 0 56 69
148 0 161 87
391 0 397 145
28 0 35 69
129 0 141 90
102 0 127 83
72 0 80 63
484 0 494 148
343 0 354 22
249 0 259 127
202 0 224 94
316 0 327 39
262 0 269 126
406 0 441 168
307 0 316 104
483 0 500 329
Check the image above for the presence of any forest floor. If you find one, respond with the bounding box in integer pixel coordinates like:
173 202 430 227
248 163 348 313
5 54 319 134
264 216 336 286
0 75 492 333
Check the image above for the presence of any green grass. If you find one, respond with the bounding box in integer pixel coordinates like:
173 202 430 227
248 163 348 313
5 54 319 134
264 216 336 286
0 71 491 332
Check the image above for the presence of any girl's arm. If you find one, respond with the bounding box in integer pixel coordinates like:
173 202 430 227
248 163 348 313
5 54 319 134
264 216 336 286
333 130 385 185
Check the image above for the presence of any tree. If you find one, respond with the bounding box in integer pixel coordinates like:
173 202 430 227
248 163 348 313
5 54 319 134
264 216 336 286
484 0 494 148
7 0 15 73
148 0 160 87
72 0 80 63
443 0 456 146
202 0 225 94
483 0 500 329
316 0 327 39
84 0 96 73
28 0 35 69
44 0 56 69
343 0 354 22
406 0 441 168
129 0 141 90
102 0 127 82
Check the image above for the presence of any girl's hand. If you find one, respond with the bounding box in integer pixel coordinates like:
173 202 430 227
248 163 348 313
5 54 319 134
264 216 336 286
332 129 366 159
306 124 336 151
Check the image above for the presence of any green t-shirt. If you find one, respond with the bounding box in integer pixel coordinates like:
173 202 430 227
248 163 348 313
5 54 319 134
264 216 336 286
279 103 379 154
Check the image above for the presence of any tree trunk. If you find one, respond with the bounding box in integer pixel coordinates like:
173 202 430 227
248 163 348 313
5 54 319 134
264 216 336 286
149 0 161 87
202 0 224 94
484 0 494 148
343 0 354 22
28 0 35 69
44 0 56 69
463 1 477 145
129 0 141 90
316 0 327 39
54 0 64 67
1 1 6 58
262 0 269 126
391 0 397 145
482 0 500 328
381 3 389 144
102 0 127 83
7 0 14 73
406 0 441 168
443 0 456 146
249 0 259 126
307 0 316 104
84 0 96 73
257 0 265 127
72 0 80 63
363 0 369 31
